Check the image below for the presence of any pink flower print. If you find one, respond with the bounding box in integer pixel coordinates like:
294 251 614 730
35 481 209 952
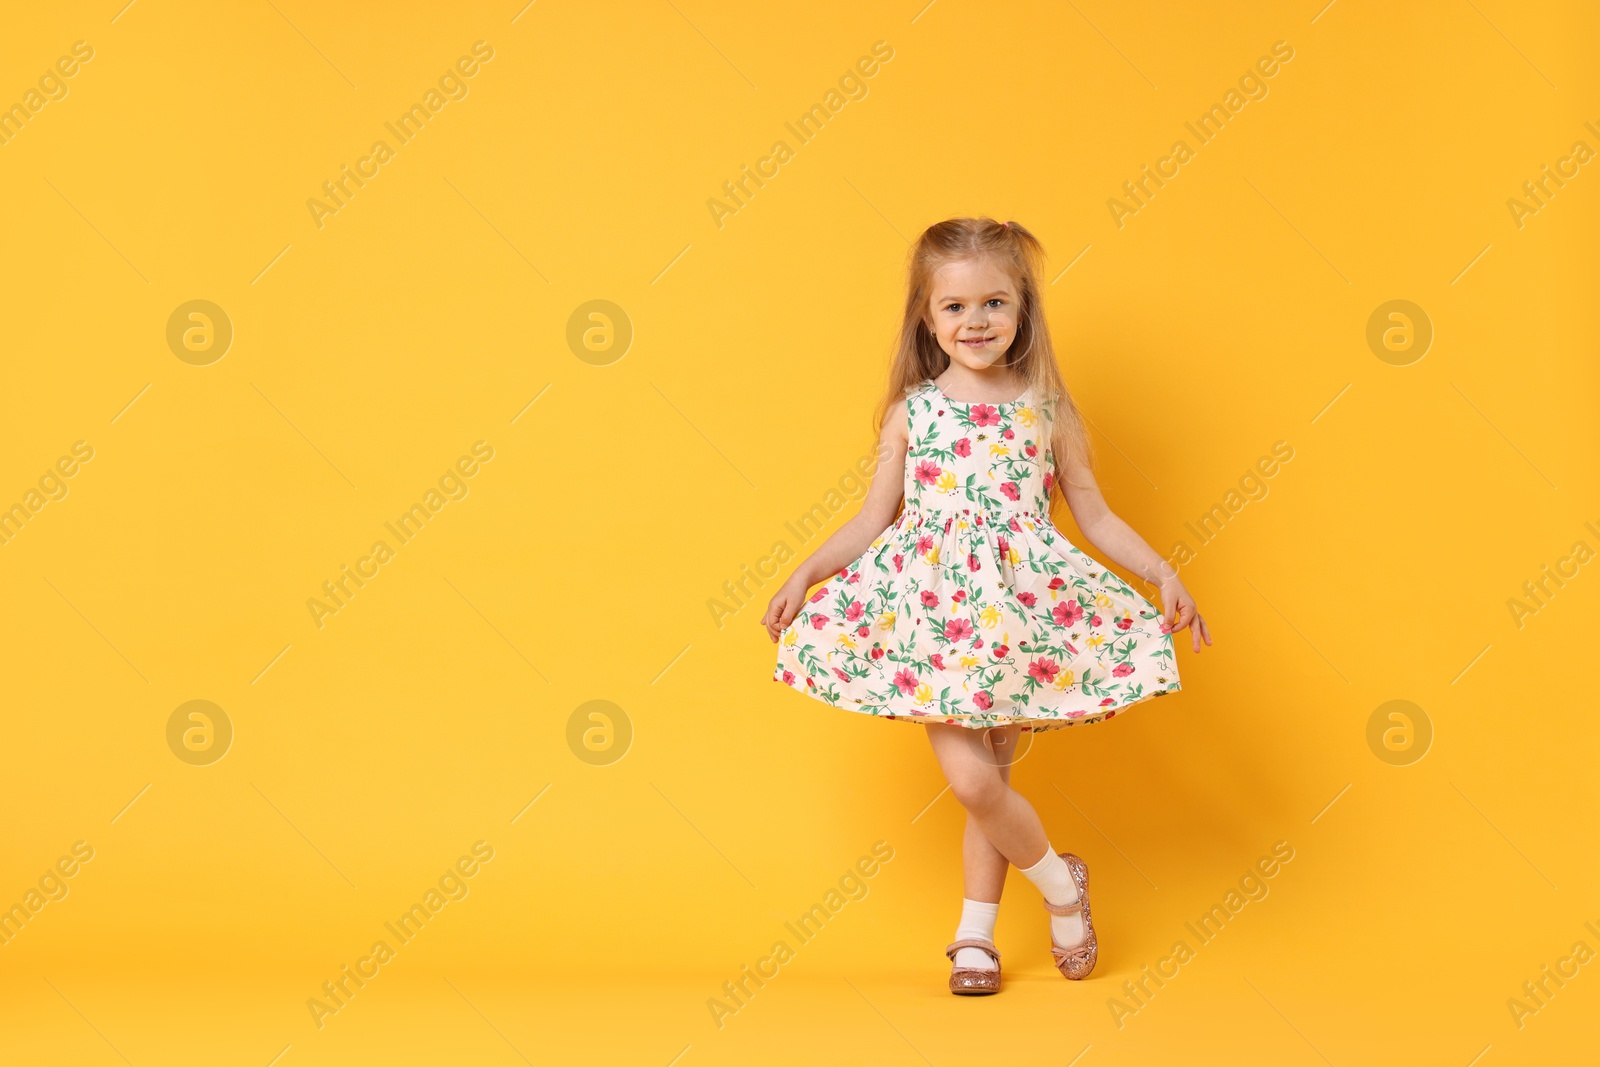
916 536 934 555
974 512 985 526
1003 427 1015 440
857 625 870 637
781 670 795 685
870 646 885 660
973 690 993 710
1053 600 1084 626
1066 709 1086 718
810 614 830 629
943 518 954 533
921 591 940 608
1009 517 1022 533
972 635 984 649
1000 482 1020 501
846 569 862 584
944 618 974 642
1100 697 1116 707
809 587 829 604
893 553 904 573
1116 615 1133 631
915 460 943 486
954 437 972 457
930 652 946 670
1090 615 1102 628
971 404 1002 427
952 589 967 604
1159 617 1174 634
832 667 851 682
892 668 920 695
845 601 864 621
1016 590 1037 607
805 677 816 688
1112 663 1134 677
1028 657 1061 684
967 552 981 572
996 535 1009 556
1043 471 1055 493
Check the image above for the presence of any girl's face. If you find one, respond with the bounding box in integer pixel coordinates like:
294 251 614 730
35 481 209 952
925 258 1021 373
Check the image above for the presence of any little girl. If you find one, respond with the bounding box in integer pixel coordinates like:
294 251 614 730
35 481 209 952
762 217 1211 995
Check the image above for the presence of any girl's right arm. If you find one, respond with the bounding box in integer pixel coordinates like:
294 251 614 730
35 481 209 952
762 399 909 642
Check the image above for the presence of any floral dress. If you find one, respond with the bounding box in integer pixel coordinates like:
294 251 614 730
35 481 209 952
772 378 1180 731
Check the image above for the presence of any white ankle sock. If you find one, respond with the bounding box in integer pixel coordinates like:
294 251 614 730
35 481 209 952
1018 843 1084 947
952 897 1000 970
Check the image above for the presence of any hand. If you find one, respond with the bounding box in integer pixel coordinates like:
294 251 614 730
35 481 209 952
761 577 811 643
1158 576 1212 653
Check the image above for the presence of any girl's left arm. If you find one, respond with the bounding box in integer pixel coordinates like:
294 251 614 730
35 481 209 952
1058 458 1213 653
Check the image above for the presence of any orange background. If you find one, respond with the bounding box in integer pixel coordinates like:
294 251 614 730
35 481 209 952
1 1 1596 1064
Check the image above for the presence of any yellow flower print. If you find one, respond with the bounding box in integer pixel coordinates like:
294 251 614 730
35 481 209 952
925 545 940 565
988 442 1011 459
878 611 895 631
1086 634 1106 649
959 655 978 669
783 629 797 648
1007 544 1020 566
1016 405 1038 427
914 682 933 705
979 605 1003 629
837 633 857 650
1052 669 1076 691
936 470 958 493
1095 593 1114 608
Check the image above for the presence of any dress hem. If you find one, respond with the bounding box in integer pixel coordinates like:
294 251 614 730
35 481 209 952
771 671 1181 731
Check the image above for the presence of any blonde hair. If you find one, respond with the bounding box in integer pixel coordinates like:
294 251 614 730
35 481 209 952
869 216 1095 497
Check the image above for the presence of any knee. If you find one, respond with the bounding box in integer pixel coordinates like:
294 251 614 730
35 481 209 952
949 770 1007 813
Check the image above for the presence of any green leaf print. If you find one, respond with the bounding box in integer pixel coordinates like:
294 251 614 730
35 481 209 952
958 472 1006 511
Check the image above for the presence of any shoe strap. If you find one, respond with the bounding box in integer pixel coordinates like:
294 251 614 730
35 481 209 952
945 938 1001 961
1042 896 1083 917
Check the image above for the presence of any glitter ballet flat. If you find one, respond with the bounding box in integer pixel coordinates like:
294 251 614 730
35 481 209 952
1044 852 1098 980
945 938 1002 995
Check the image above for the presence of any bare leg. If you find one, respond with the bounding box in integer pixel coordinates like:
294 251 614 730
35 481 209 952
959 725 1022 901
925 722 1050 874
928 722 1088 957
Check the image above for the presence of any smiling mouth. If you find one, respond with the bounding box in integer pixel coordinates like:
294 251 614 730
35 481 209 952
961 337 993 346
